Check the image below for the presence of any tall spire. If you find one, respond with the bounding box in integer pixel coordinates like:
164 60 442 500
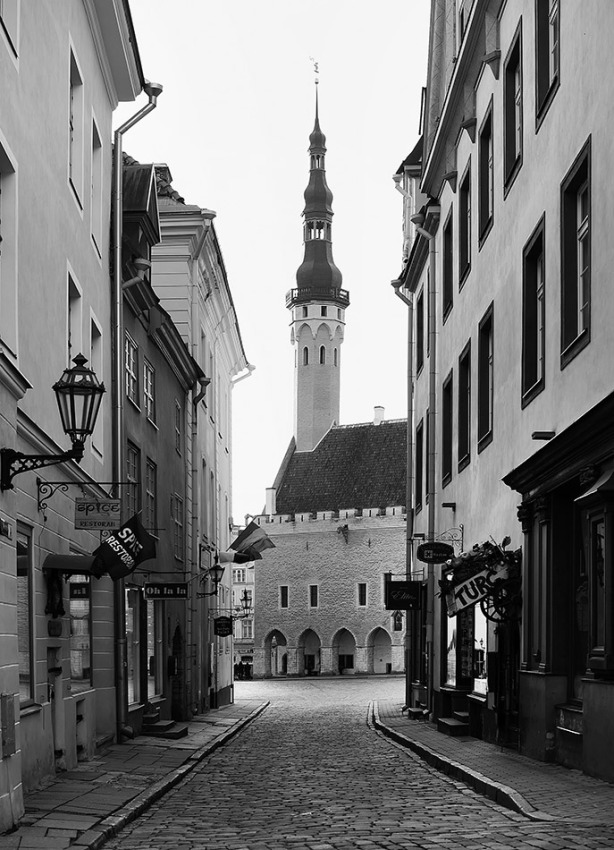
286 75 350 453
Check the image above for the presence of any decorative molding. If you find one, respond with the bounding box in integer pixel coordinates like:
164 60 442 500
517 501 533 533
483 49 501 79
460 116 477 143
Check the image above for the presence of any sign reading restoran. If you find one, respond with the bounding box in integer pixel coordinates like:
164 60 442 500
75 498 122 529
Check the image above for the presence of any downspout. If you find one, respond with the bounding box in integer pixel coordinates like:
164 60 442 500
392 278 414 710
111 81 162 740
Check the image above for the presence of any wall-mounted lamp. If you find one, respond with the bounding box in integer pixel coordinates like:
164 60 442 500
198 561 225 597
122 257 151 291
410 213 435 241
531 431 556 441
1 355 105 491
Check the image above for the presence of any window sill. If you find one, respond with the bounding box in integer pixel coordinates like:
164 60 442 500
561 328 590 369
459 265 471 291
521 378 545 409
442 472 452 489
535 77 560 133
458 453 470 473
477 430 493 454
503 155 522 198
478 217 493 250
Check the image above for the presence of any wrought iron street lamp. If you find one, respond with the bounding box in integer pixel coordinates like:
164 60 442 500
1 354 105 491
198 561 225 597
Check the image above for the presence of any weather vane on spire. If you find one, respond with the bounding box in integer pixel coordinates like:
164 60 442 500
309 56 319 85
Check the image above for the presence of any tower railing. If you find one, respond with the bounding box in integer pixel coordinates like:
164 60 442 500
286 287 350 309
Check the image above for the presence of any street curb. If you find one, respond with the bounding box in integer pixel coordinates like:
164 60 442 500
82 701 270 849
369 702 557 823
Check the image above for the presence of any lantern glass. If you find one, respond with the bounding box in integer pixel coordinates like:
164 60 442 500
53 354 105 446
209 561 225 586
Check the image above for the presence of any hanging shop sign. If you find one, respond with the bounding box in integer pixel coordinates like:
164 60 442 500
144 582 188 600
214 615 233 637
75 497 121 529
417 541 455 563
439 538 522 621
385 580 422 610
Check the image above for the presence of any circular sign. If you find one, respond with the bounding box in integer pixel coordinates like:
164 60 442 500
416 541 455 563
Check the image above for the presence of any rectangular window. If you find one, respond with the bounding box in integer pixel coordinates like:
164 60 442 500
173 494 184 561
425 408 430 501
458 341 471 470
442 370 453 486
234 568 246 584
416 289 424 372
242 619 253 639
309 584 319 608
68 274 82 363
536 0 560 119
16 526 33 704
126 587 141 704
69 49 84 204
90 319 103 454
478 107 493 239
415 418 424 511
90 119 103 255
144 458 157 534
174 399 182 454
477 304 494 450
522 218 546 404
280 585 289 608
442 212 453 318
0 143 18 354
504 26 523 186
69 574 91 689
358 582 367 607
0 0 19 54
561 140 591 365
126 442 140 516
459 163 471 283
143 359 155 422
125 332 139 405
147 599 163 699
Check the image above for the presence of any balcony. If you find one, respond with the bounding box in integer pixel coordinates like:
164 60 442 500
286 287 350 309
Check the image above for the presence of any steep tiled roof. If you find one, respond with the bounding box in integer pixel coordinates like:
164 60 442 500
275 420 407 513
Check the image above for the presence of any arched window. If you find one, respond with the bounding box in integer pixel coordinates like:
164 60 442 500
334 348 338 366
319 346 326 365
303 347 309 366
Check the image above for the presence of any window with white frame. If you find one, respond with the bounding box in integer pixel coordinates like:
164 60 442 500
536 0 560 119
90 319 103 454
125 332 138 405
68 273 82 363
126 442 140 516
504 25 523 187
17 525 33 704
561 140 591 365
144 458 157 534
522 217 546 404
90 118 102 255
174 399 182 454
143 359 155 422
477 304 494 451
241 619 253 639
0 0 19 54
173 494 184 560
68 49 84 204
478 106 494 240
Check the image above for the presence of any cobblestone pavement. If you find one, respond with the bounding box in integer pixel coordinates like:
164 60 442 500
104 677 614 850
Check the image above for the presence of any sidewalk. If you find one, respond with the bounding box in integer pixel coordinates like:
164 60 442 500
3 699 268 850
373 700 614 825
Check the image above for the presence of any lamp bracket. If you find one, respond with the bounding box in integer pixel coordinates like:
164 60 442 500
36 478 125 512
1 445 83 492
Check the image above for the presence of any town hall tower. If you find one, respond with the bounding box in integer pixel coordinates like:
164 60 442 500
286 85 349 452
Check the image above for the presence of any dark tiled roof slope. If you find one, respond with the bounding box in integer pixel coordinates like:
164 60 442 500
275 420 407 514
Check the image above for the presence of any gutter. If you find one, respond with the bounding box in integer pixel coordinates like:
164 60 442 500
111 80 162 741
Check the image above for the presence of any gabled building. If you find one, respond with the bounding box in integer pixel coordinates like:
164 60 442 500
0 0 146 828
398 0 614 783
253 88 407 678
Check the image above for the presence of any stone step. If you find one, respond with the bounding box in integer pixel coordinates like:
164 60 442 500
142 721 189 739
437 717 470 737
406 707 429 720
453 710 470 723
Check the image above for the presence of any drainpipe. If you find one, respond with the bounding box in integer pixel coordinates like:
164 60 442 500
412 208 441 715
392 278 414 710
111 81 162 740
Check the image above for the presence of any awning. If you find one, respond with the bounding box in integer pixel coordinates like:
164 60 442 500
42 554 96 576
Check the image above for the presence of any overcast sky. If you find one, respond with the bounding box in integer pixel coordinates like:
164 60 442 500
116 0 431 524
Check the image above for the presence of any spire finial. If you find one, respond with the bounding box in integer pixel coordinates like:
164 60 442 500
309 57 320 119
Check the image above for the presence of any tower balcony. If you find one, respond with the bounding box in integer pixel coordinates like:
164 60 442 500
286 287 350 309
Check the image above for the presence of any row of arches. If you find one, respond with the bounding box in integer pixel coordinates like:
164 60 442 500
257 627 401 678
301 346 338 366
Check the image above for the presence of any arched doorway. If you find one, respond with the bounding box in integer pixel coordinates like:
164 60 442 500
264 630 287 677
367 627 392 674
297 629 321 676
332 628 357 674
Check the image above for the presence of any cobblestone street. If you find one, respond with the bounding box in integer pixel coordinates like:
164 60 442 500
103 678 614 850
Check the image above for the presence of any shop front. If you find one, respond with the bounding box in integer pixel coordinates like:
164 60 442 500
504 392 614 781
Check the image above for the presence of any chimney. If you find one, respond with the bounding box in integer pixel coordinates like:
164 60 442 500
374 406 385 425
265 487 277 515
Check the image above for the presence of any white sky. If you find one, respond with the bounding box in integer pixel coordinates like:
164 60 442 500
116 0 431 523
